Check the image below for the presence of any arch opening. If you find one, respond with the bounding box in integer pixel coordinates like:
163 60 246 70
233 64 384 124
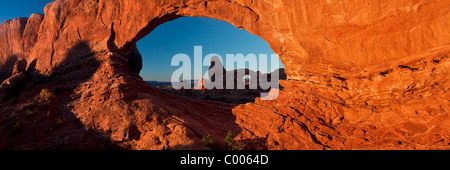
135 17 285 104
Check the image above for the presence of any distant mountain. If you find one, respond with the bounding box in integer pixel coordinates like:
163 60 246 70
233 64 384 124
146 80 199 88
146 81 172 87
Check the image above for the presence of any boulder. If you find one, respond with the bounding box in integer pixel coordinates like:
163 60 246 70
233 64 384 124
124 45 143 74
12 59 27 75
0 73 28 89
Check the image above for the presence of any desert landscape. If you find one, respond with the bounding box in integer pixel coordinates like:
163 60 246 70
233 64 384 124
0 0 449 150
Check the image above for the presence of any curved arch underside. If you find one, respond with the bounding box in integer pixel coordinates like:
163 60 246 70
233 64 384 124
0 0 449 150
3 0 449 78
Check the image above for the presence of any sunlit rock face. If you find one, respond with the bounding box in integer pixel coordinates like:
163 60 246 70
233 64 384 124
0 0 449 150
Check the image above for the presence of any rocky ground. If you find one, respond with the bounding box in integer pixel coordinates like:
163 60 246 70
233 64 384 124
1 45 448 150
0 0 449 150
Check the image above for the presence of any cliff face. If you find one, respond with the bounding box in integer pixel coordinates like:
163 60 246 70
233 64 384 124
0 0 449 149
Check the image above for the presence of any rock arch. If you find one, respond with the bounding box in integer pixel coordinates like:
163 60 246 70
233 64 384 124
7 0 300 78
2 0 449 79
97 0 292 77
0 0 449 150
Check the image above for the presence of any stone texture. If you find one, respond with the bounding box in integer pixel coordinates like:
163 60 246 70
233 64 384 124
3 0 449 78
234 46 450 149
12 59 27 75
0 59 28 93
0 73 27 89
0 0 449 150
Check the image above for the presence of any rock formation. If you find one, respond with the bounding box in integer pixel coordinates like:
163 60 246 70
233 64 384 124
11 59 27 75
183 57 287 104
0 0 449 149
206 56 284 90
0 59 28 98
194 78 205 90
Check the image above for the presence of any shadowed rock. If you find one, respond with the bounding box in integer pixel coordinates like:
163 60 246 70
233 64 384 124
124 44 143 74
0 0 449 150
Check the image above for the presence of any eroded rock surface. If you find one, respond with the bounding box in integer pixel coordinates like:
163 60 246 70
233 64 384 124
0 0 449 150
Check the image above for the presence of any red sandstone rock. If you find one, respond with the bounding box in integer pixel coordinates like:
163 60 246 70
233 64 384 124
0 0 449 150
0 73 28 89
194 78 205 90
12 59 27 75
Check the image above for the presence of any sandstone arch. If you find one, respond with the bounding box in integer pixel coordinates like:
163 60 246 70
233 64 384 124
32 0 291 77
2 0 449 79
0 0 449 150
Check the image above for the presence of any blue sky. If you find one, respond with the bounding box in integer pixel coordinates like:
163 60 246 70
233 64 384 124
1 1 284 82
137 17 284 81
0 0 53 23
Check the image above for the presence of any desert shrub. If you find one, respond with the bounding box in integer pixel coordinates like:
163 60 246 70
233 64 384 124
33 89 55 106
223 131 246 150
202 134 217 147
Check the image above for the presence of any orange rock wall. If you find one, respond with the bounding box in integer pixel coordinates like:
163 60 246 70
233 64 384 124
0 0 449 150
2 0 450 78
